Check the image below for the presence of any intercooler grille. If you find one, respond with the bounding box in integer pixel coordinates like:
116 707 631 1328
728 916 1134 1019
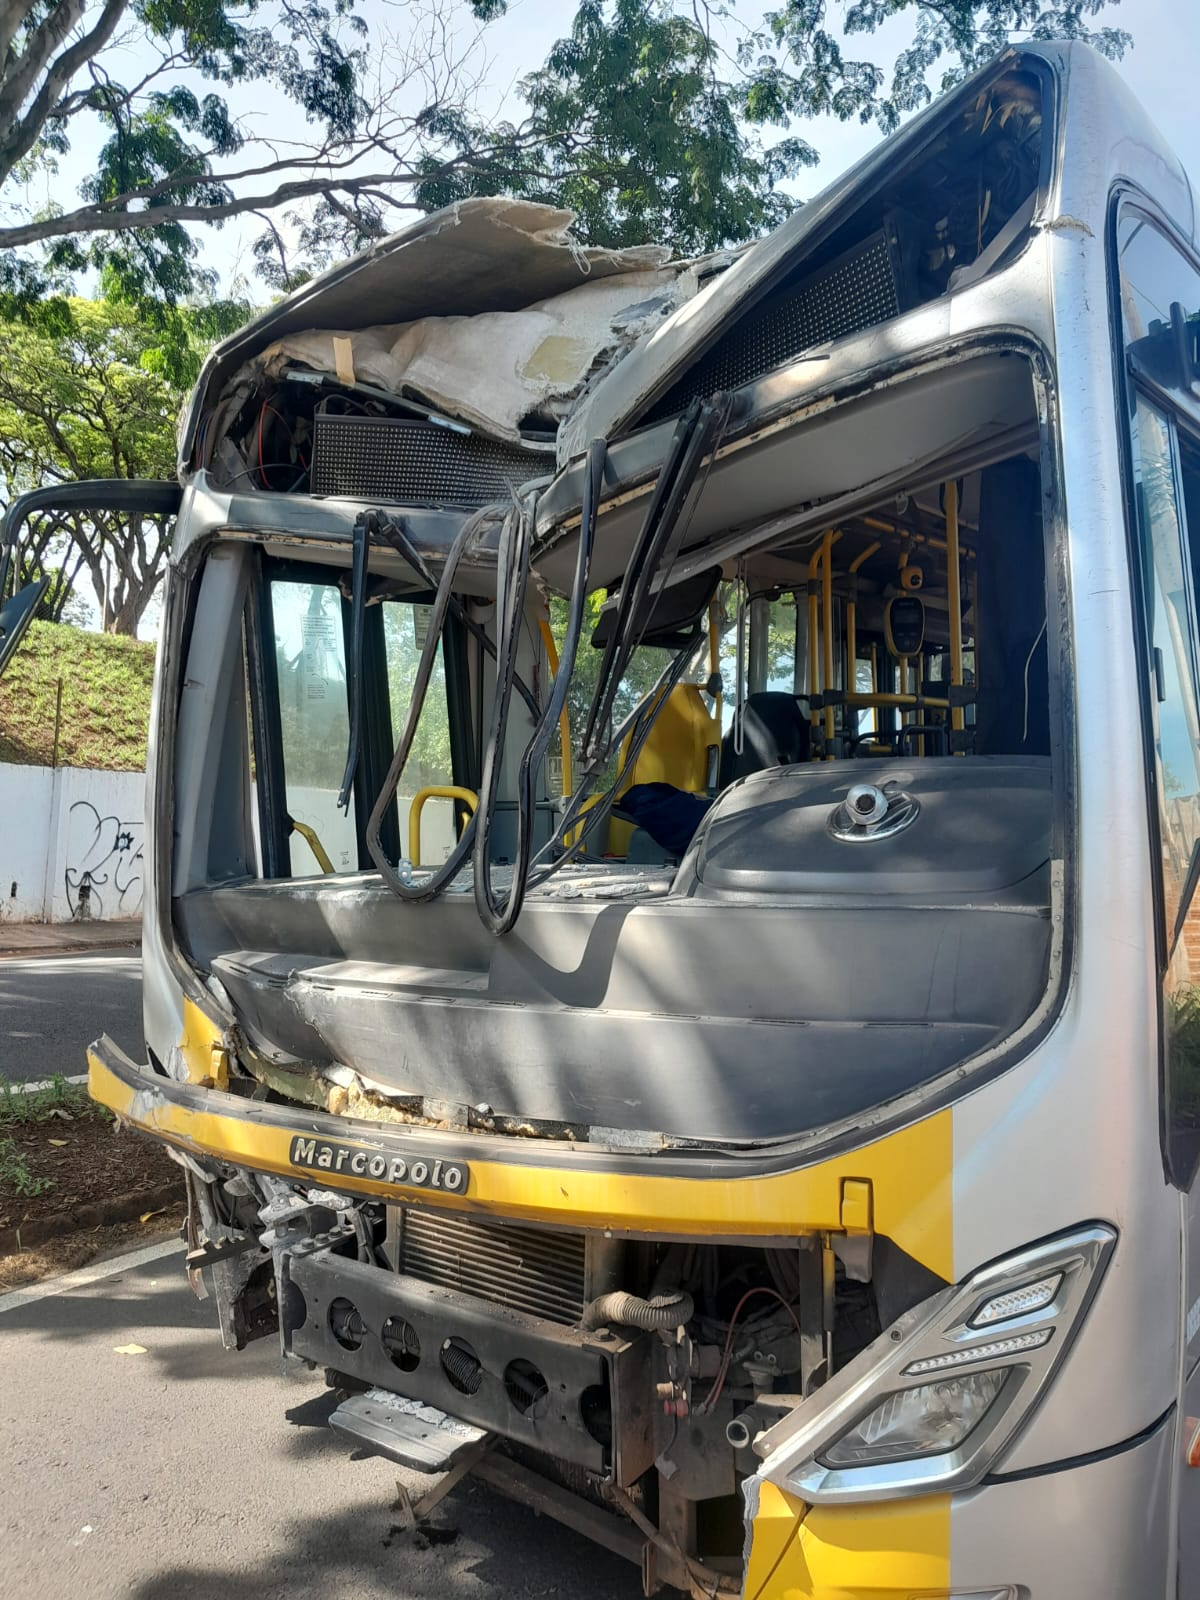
310 413 545 506
645 228 900 423
397 1209 586 1326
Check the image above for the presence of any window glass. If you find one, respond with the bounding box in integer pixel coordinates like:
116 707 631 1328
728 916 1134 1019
272 580 360 875
382 602 457 864
1132 396 1200 1181
1119 212 1200 416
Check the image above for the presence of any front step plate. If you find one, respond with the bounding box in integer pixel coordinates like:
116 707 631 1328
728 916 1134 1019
329 1388 489 1472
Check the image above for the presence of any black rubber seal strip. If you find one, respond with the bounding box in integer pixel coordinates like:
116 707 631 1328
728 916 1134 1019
982 1404 1174 1486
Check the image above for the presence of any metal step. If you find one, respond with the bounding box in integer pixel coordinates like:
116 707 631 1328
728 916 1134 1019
329 1387 489 1472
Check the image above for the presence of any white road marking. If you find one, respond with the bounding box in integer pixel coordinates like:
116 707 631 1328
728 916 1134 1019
4 1073 89 1094
0 1238 182 1316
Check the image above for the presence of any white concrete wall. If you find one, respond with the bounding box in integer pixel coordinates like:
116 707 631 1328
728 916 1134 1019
0 763 457 922
0 764 145 924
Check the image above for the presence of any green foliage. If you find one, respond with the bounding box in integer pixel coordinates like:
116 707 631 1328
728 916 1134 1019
1169 987 1200 1130
0 0 1129 296
273 586 453 794
0 296 212 632
416 0 1128 255
415 0 814 252
0 1135 50 1198
0 1075 104 1128
0 619 155 768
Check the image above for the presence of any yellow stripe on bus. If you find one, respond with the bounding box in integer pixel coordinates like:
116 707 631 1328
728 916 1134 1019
89 1050 953 1280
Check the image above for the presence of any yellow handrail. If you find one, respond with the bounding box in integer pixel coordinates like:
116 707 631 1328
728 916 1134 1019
945 479 964 741
537 617 573 799
290 818 334 875
845 540 881 691
408 785 478 864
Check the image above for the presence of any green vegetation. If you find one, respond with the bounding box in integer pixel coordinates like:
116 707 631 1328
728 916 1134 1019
0 1075 104 1128
0 1136 49 1198
0 0 1129 309
0 298 187 636
0 1078 110 1204
0 620 153 770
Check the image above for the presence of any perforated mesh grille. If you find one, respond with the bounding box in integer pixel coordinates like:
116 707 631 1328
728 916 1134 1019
645 230 899 423
398 1209 586 1326
310 414 544 506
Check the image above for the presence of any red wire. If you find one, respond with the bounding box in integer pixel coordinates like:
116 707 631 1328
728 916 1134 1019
700 1285 805 1414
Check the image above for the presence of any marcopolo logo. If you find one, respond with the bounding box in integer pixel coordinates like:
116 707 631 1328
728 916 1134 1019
288 1135 468 1194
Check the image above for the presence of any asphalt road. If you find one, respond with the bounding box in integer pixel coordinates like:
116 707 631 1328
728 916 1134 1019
0 1242 633 1600
0 950 143 1083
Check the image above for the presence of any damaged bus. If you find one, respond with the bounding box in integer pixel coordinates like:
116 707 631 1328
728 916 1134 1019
5 37 1200 1599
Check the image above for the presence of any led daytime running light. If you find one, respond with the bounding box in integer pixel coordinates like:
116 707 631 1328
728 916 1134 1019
903 1327 1053 1375
970 1273 1063 1327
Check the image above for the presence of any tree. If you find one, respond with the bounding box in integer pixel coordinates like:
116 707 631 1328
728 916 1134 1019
415 0 1130 253
0 297 190 634
0 0 521 305
0 0 1128 301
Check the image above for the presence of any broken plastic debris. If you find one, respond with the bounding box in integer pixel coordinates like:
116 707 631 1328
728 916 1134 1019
112 1343 147 1356
139 1208 166 1224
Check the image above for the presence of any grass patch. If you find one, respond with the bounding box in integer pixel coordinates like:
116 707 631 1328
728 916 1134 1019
0 619 154 769
0 1074 107 1127
0 1135 50 1197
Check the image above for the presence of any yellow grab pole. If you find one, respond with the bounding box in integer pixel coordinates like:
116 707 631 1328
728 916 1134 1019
538 618 573 799
945 480 964 738
845 541 881 695
290 819 334 875
822 530 835 746
408 786 478 864
807 546 822 729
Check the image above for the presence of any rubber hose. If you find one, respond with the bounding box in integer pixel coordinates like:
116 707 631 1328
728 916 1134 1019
581 1290 694 1331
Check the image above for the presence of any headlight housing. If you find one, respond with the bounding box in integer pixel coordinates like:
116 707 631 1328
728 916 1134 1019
757 1223 1115 1502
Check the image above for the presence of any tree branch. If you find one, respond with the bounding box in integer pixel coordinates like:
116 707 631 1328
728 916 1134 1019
0 0 131 184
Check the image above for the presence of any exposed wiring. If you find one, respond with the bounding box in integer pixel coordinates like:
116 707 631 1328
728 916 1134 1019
699 1286 804 1415
1021 615 1047 743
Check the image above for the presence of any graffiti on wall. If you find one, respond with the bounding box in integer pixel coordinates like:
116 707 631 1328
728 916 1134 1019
64 800 144 920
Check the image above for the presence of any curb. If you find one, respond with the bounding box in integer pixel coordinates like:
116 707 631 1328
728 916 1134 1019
0 1179 183 1256
0 938 142 962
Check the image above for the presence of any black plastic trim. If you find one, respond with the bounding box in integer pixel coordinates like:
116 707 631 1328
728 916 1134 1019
983 1404 1173 1486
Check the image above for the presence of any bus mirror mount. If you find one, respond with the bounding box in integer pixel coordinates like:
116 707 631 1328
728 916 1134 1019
0 478 182 676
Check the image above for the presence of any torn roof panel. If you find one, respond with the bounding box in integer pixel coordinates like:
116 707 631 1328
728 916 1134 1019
249 268 694 450
179 199 672 472
555 45 1060 465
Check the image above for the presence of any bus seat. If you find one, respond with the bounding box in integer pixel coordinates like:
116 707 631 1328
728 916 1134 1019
719 692 811 787
608 684 719 855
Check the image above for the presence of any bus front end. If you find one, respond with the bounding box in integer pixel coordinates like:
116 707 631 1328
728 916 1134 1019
79 40 1200 1600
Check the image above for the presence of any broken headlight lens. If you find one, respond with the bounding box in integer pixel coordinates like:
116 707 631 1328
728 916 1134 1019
820 1370 1008 1466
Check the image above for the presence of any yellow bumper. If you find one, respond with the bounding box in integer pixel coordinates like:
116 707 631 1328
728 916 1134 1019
745 1483 951 1599
88 1034 953 1271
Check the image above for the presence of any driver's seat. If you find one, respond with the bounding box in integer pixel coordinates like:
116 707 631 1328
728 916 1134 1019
719 692 811 788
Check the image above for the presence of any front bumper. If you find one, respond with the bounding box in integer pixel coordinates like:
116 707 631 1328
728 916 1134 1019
85 1034 952 1267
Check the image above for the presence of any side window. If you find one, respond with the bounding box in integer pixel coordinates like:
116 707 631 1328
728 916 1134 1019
271 580 360 875
1132 396 1200 1183
382 602 457 864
